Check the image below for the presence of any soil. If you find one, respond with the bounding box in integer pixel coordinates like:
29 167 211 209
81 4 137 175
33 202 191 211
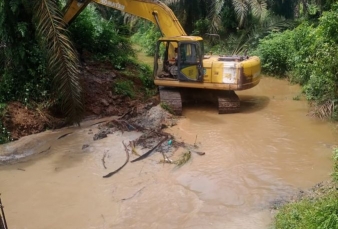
1 60 161 141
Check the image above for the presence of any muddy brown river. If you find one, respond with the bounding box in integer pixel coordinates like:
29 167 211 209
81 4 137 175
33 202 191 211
0 77 337 229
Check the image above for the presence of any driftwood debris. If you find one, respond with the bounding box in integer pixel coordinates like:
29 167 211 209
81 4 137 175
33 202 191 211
131 136 168 163
101 151 108 169
121 187 145 201
102 142 129 178
38 146 51 154
96 111 205 177
174 151 191 167
57 132 73 140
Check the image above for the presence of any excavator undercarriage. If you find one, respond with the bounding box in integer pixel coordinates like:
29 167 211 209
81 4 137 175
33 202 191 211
159 87 241 115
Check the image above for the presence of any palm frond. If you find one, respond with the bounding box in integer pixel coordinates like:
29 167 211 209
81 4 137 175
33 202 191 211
33 0 83 124
232 0 249 28
207 0 224 34
309 100 335 119
249 0 267 21
258 13 293 34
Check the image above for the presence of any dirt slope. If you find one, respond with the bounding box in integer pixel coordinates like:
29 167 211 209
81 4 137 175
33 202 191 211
1 61 159 141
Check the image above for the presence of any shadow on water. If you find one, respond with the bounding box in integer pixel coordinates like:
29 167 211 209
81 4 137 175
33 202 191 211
239 95 270 113
181 95 270 114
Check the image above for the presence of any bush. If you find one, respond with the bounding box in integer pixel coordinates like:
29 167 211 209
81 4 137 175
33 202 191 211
333 148 338 182
275 191 338 229
0 103 10 144
114 80 135 98
287 23 316 85
297 9 338 103
68 5 134 69
0 2 52 105
254 5 338 115
131 22 161 56
253 30 294 76
138 63 154 89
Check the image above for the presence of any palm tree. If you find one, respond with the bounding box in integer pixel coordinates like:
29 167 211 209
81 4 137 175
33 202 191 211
34 0 83 124
232 0 268 28
0 0 83 124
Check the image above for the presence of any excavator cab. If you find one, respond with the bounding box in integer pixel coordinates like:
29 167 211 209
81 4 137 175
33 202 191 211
154 38 204 82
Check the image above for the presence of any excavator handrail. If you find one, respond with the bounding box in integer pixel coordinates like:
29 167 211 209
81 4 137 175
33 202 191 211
63 0 187 37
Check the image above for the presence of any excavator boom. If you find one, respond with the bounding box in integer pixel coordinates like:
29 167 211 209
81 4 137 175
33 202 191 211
63 0 187 37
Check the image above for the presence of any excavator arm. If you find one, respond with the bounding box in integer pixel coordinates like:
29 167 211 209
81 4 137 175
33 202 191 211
63 0 187 37
63 0 261 116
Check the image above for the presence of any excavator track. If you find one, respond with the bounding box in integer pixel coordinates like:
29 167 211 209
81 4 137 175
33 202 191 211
159 88 182 115
217 90 240 114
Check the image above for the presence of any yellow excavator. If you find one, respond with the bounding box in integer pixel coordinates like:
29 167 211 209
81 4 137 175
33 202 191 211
63 0 261 115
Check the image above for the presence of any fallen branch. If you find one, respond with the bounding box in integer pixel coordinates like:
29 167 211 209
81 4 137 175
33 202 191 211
57 132 73 140
102 141 129 178
90 120 108 126
38 146 51 154
101 151 108 169
121 187 145 201
131 136 168 163
118 107 135 120
191 151 205 156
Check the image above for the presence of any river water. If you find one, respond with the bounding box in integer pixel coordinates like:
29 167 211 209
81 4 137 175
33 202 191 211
0 76 337 229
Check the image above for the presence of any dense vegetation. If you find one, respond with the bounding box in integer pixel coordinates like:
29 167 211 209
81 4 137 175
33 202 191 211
1 0 338 227
254 3 338 119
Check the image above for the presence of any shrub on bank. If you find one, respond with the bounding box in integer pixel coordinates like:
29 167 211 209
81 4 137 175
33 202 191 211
254 5 338 118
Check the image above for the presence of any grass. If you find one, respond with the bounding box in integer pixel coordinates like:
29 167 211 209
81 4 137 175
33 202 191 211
275 148 338 229
275 191 338 229
160 102 174 114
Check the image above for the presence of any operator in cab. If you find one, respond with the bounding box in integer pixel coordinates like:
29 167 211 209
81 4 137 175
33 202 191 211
169 48 178 76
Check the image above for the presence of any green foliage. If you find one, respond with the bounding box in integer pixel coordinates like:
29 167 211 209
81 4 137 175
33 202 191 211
253 30 294 76
254 5 338 118
138 62 156 98
286 23 315 85
138 63 154 89
68 4 135 70
275 191 338 229
131 21 161 56
191 18 210 36
114 80 135 98
0 123 11 144
0 1 52 104
160 102 174 114
333 148 338 182
296 8 338 105
34 0 83 124
0 103 10 144
0 0 84 123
